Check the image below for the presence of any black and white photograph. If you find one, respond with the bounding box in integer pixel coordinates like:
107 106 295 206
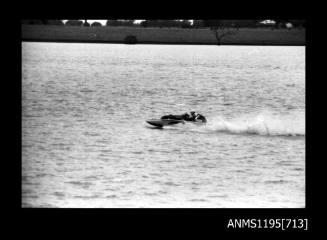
21 19 305 208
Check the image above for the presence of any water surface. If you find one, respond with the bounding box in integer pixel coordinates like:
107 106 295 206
22 42 305 208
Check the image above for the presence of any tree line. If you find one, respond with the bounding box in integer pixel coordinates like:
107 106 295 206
22 19 305 29
195 20 305 29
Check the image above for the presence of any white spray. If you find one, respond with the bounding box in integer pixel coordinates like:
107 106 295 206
200 111 305 136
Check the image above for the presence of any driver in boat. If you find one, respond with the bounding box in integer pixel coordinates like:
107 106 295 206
189 111 207 122
161 111 207 123
189 111 197 121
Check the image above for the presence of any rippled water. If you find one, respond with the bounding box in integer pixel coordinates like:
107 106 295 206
22 42 305 208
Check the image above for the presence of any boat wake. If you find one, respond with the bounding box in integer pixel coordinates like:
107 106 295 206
183 112 305 137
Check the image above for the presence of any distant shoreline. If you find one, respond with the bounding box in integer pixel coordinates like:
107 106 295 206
22 39 305 46
22 25 305 46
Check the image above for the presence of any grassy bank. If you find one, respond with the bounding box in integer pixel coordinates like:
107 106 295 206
21 25 305 46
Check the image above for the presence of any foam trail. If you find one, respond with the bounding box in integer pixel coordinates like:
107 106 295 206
202 112 305 137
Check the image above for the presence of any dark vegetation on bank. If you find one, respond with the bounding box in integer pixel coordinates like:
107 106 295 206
21 19 305 46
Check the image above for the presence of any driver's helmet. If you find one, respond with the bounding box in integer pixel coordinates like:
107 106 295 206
190 111 196 116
